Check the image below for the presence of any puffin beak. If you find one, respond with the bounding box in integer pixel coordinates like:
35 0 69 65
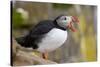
68 21 76 32
72 16 79 24
67 16 79 32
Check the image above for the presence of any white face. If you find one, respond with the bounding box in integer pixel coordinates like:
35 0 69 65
56 16 72 29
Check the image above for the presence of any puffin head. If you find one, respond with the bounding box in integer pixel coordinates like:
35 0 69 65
55 15 79 32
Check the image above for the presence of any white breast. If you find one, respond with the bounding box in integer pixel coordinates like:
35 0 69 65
37 28 67 53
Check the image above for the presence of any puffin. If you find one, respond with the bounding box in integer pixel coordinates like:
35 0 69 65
16 15 79 59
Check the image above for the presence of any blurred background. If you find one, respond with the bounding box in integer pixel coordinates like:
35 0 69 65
12 0 97 64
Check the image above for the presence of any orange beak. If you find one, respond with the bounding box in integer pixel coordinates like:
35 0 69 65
67 16 79 32
68 21 76 32
72 16 79 24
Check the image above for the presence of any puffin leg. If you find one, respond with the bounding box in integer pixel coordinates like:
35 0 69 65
42 52 48 60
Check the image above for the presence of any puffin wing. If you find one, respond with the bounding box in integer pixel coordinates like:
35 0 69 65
29 20 55 38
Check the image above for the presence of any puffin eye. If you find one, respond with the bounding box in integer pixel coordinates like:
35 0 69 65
64 17 67 20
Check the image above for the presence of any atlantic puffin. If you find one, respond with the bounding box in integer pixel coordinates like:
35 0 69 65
16 15 79 59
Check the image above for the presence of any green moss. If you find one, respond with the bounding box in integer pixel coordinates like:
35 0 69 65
12 8 24 29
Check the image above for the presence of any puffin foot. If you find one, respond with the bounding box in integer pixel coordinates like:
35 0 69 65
42 52 48 60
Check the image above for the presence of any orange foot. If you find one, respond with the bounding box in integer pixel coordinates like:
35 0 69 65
42 52 48 60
